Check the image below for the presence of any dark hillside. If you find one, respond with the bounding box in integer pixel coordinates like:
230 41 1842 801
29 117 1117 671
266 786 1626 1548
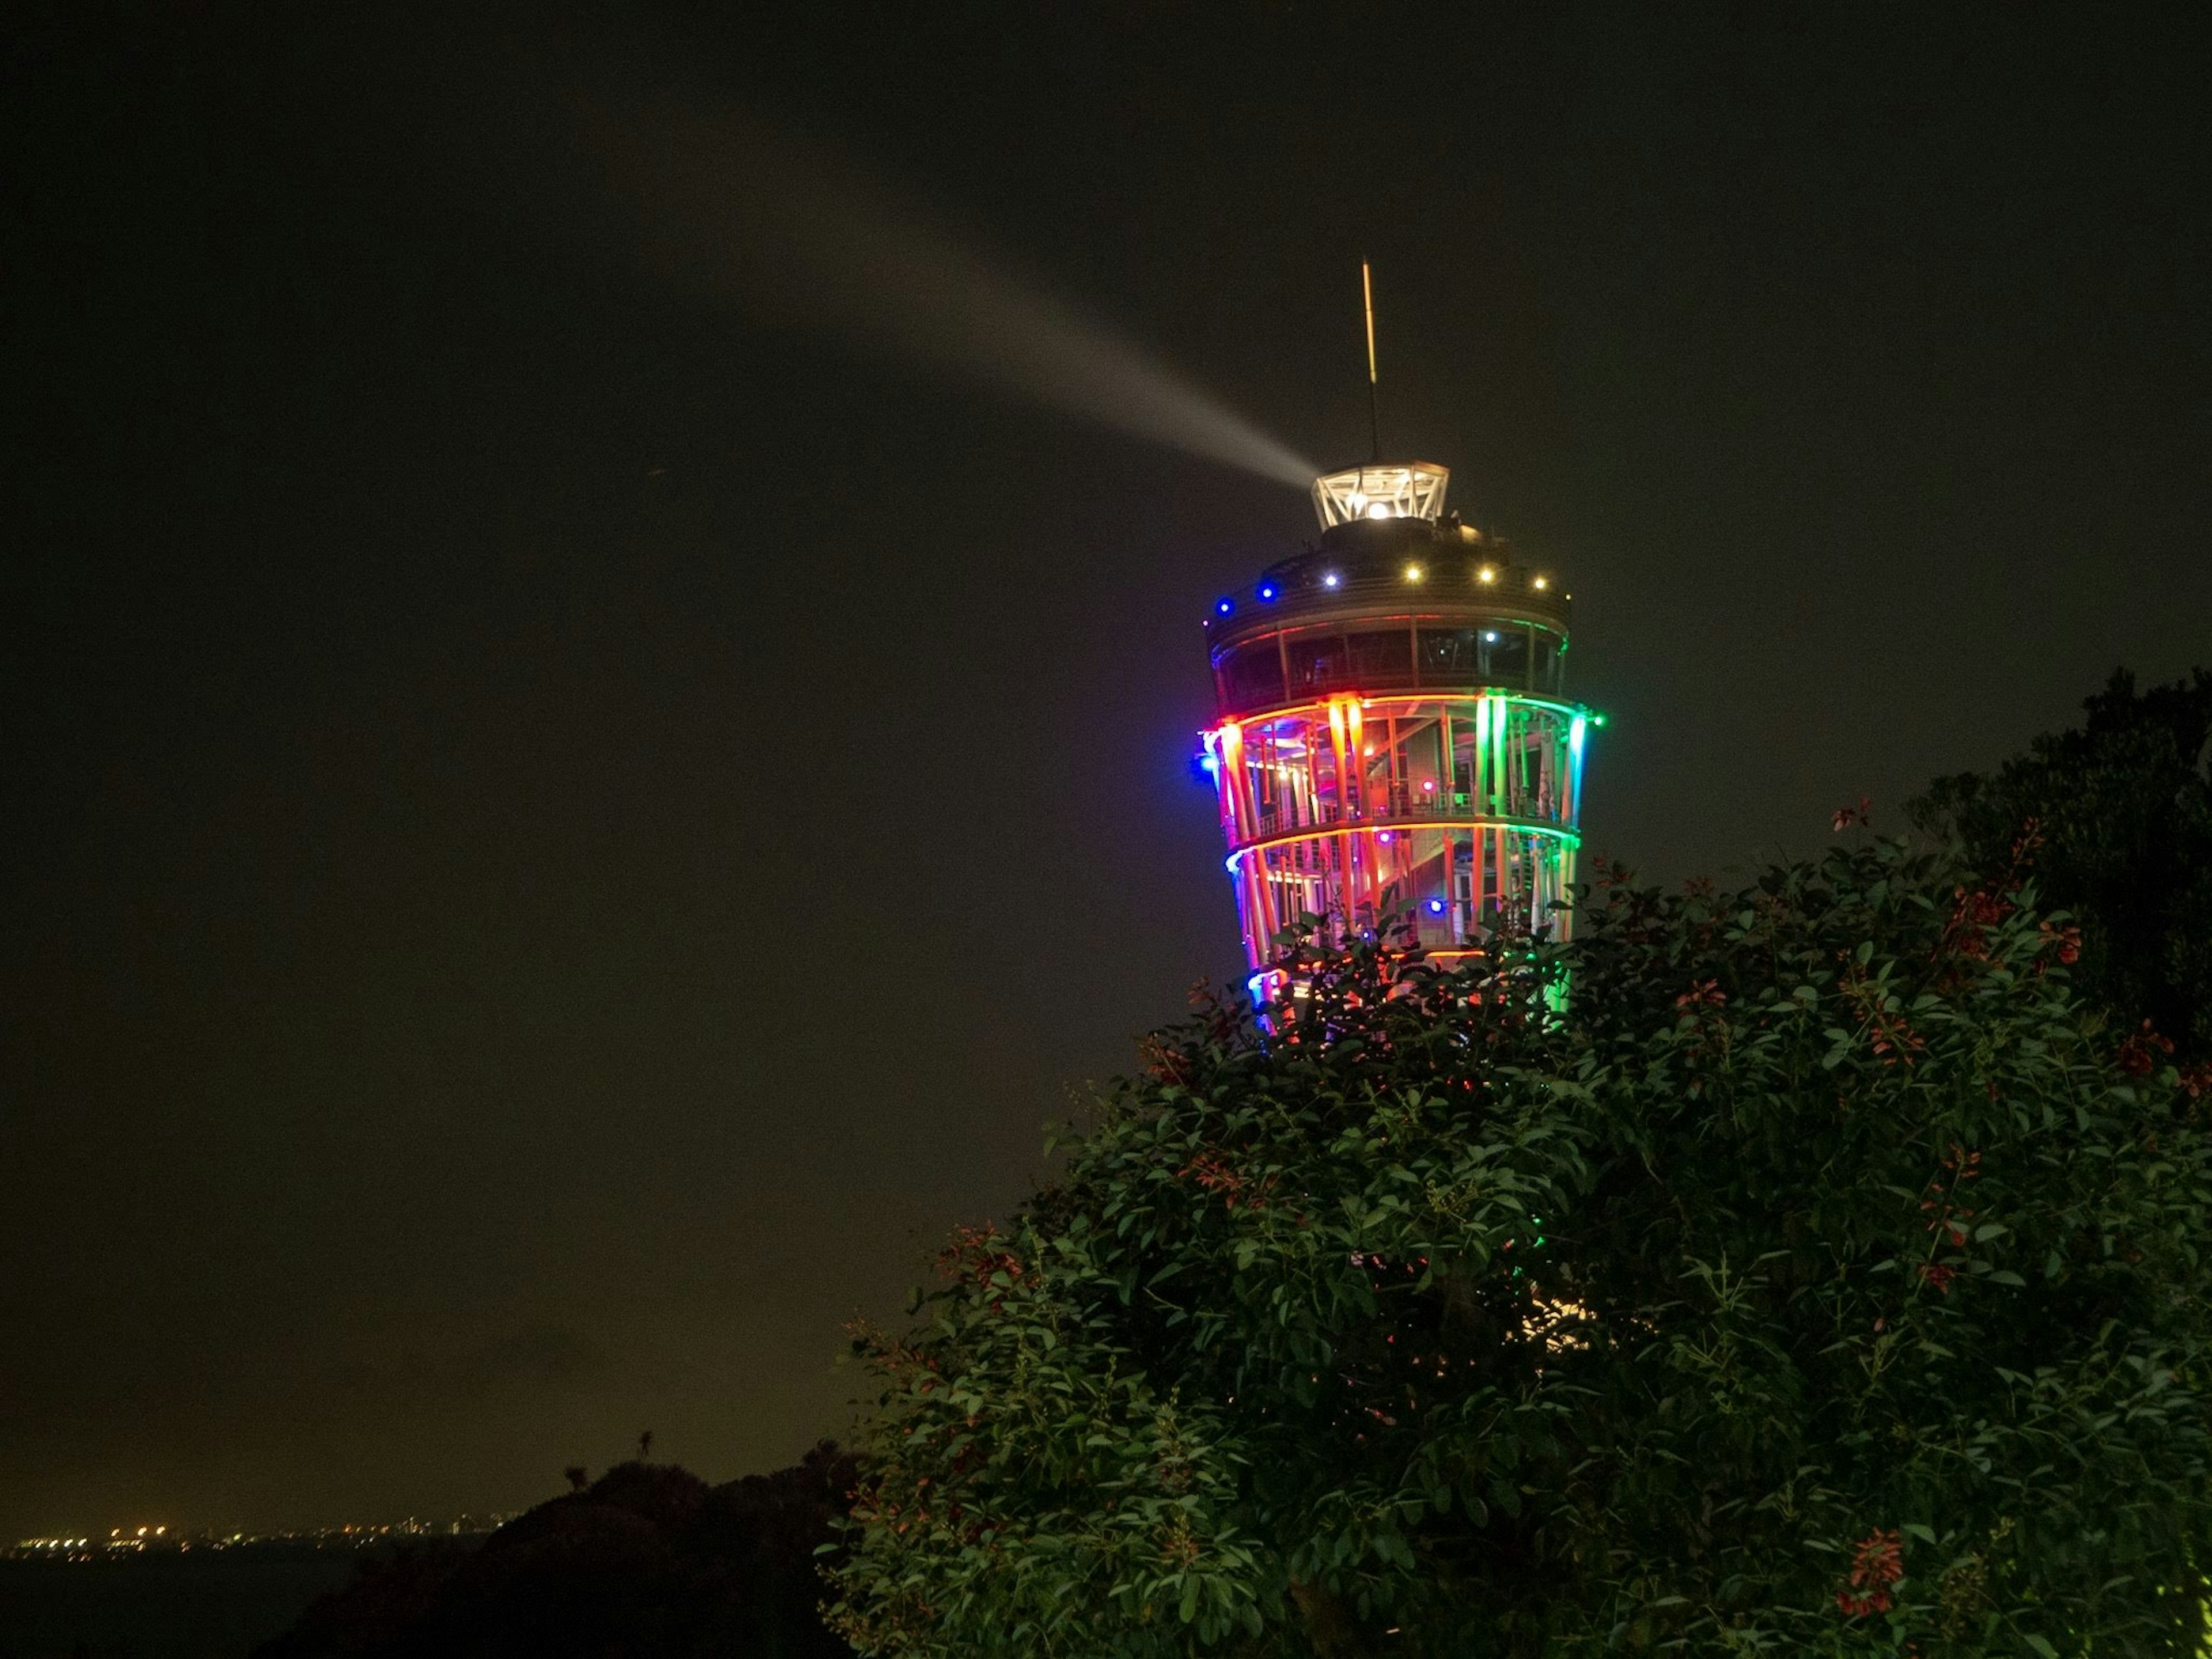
253 1445 856 1659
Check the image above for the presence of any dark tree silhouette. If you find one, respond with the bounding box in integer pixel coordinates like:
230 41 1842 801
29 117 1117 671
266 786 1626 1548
637 1429 653 1462
563 1467 587 1493
1914 666 2212 1065
255 1444 860 1658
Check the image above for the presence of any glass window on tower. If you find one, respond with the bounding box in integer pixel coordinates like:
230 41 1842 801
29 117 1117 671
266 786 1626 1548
1482 625 1530 687
1532 628 1562 694
1346 627 1414 687
1418 628 1479 684
1220 641 1287 710
1287 631 1350 698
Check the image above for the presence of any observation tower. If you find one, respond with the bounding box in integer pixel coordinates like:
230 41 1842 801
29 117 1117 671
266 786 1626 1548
1198 460 1596 1002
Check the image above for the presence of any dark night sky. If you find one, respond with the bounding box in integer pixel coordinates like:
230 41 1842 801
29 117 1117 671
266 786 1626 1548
5 3 2208 1536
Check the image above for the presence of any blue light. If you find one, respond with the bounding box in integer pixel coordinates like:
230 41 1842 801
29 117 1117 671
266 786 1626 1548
1323 571 1340 588
1257 584 1277 601
1427 899 1446 915
1216 597 1234 616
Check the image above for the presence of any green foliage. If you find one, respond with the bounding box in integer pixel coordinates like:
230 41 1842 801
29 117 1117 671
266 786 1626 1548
828 842 2212 1657
1914 667 2212 1063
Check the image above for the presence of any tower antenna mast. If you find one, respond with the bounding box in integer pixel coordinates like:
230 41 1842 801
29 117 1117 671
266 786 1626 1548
1362 260 1381 462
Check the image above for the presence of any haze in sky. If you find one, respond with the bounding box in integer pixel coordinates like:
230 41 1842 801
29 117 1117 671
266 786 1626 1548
5 3 2209 1537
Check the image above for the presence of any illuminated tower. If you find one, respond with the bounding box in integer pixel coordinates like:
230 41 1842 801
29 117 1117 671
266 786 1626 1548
1199 461 1596 1001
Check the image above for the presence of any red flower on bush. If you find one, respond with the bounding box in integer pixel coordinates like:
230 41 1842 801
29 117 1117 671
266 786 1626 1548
936 1225 1025 1297
1836 1528 1903 1616
1673 979 1726 1011
1181 1153 1275 1211
2118 1020 2175 1077
1938 885 2016 967
2037 919 2082 964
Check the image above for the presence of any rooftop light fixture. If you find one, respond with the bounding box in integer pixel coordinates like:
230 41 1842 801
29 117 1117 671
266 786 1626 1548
1310 461 1450 528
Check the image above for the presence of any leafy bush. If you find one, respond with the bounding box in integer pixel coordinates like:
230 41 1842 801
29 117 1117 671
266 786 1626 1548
1914 667 2212 1063
830 841 2212 1657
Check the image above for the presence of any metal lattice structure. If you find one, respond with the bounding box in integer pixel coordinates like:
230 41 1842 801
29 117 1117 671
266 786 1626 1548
1199 461 1596 1003
1310 461 1451 528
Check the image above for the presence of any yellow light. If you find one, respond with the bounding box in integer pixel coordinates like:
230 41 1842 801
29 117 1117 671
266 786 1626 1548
1477 566 1495 583
1533 575 1548 590
1404 563 1423 582
1368 502 1392 520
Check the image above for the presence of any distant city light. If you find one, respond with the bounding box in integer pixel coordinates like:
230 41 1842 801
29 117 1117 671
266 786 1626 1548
9 1509 518 1564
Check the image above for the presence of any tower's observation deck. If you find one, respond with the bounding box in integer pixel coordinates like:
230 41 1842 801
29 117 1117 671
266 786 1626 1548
1199 462 1594 995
